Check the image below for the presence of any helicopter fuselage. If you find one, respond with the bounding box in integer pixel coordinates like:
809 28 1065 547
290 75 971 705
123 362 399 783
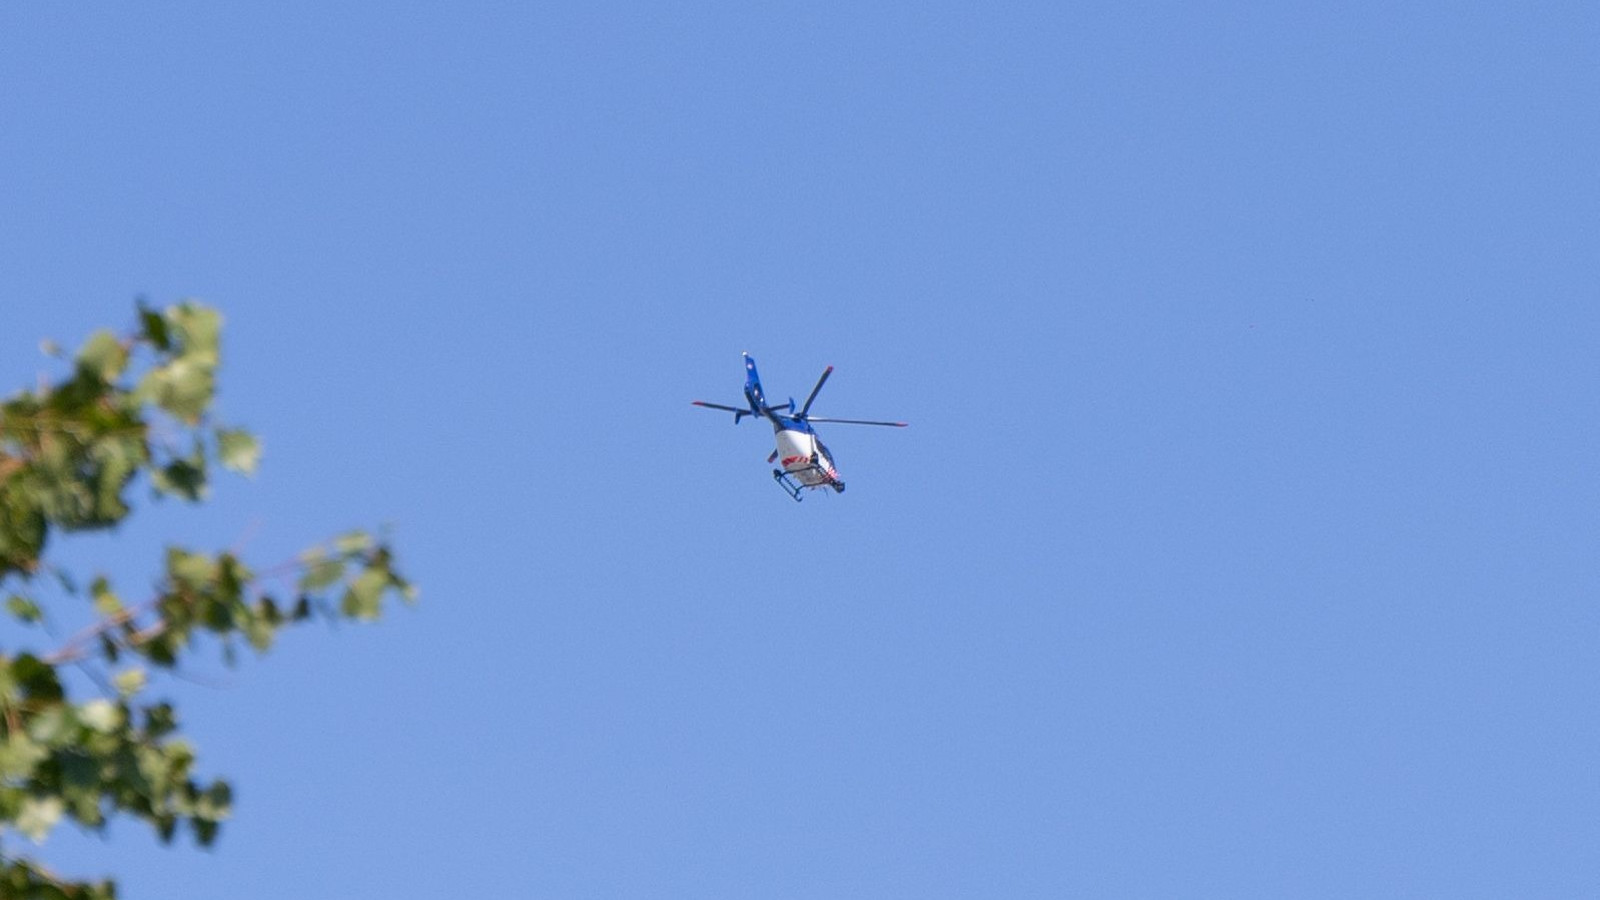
770 420 841 490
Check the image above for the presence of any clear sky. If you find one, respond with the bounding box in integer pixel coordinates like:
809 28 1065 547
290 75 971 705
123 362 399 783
3 2 1597 896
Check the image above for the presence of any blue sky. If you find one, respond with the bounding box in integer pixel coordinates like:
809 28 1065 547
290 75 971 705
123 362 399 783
3 2 1598 896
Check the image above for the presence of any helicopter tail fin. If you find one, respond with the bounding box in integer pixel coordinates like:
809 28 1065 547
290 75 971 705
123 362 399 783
739 352 784 419
694 352 776 424
742 352 770 413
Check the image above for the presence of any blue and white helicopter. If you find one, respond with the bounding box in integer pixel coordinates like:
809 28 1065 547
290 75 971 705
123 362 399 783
694 353 907 501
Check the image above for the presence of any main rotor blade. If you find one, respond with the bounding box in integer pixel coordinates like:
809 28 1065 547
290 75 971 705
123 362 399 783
802 416 908 427
691 401 747 413
798 366 833 418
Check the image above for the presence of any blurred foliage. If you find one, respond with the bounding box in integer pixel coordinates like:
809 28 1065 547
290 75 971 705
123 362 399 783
0 302 413 897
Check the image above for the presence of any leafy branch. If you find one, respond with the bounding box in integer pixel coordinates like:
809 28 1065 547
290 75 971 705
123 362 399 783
0 302 412 897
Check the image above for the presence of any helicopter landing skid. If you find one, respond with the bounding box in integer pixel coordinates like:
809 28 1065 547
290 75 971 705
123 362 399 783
772 468 806 502
772 467 845 502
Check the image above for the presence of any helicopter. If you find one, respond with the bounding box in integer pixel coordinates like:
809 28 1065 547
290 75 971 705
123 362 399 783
693 353 907 501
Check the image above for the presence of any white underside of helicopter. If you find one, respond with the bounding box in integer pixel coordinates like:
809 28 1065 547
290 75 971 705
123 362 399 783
774 429 837 487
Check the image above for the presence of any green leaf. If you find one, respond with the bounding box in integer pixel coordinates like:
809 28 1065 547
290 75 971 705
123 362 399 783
340 567 387 621
0 857 117 900
0 494 47 578
215 427 261 475
168 302 222 364
196 780 232 822
91 576 123 616
113 667 148 697
9 654 64 702
137 357 215 424
5 594 43 623
75 329 128 381
138 298 172 350
89 435 140 522
144 702 179 738
0 734 50 779
128 302 224 420
334 530 374 555
167 547 219 590
193 817 220 846
243 615 275 652
78 699 121 733
297 549 344 591
15 795 64 842
25 704 76 745
152 455 208 501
